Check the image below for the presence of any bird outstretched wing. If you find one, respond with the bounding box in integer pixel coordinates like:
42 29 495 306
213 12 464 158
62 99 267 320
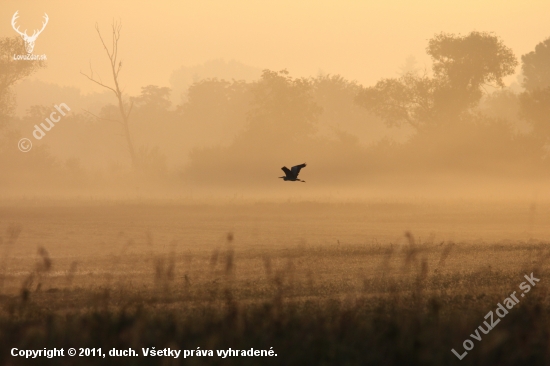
291 163 306 177
281 166 291 177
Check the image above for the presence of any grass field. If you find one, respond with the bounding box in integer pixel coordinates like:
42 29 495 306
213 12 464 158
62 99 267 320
0 201 549 365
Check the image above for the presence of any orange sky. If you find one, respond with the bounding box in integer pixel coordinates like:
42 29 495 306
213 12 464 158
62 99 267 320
1 0 549 95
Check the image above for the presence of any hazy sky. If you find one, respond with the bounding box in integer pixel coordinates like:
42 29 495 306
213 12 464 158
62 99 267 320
2 0 549 95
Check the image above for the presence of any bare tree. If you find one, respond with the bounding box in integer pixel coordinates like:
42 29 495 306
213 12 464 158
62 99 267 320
81 20 137 167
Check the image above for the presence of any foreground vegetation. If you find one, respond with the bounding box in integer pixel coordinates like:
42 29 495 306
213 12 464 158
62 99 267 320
0 228 549 365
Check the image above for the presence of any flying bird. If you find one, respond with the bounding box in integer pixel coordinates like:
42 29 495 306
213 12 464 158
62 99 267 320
279 163 307 182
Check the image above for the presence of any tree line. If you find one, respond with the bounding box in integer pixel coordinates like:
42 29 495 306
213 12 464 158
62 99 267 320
1 29 550 191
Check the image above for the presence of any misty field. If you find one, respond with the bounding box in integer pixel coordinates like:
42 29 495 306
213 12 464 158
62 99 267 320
0 201 548 365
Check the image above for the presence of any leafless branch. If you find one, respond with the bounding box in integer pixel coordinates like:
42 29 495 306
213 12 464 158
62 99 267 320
79 71 117 95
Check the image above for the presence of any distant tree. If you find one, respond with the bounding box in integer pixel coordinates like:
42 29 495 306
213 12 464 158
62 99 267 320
311 74 380 141
131 85 172 112
169 59 261 105
428 32 517 90
246 69 321 140
0 36 47 183
478 89 521 126
428 32 517 117
180 78 233 117
357 32 517 130
185 70 322 183
177 78 251 147
127 85 174 173
356 73 437 129
519 88 550 135
0 36 44 119
80 21 137 168
521 37 550 91
519 37 550 140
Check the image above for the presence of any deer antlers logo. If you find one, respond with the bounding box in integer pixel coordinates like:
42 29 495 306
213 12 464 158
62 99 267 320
11 11 49 54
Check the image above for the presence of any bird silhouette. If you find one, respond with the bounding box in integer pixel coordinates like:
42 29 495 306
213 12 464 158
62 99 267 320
279 163 306 182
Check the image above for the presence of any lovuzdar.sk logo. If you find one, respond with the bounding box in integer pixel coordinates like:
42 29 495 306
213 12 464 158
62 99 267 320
11 10 48 61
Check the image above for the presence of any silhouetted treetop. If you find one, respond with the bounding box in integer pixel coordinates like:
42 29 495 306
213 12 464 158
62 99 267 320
357 31 517 130
247 70 321 138
131 85 172 111
428 31 517 90
355 74 436 129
